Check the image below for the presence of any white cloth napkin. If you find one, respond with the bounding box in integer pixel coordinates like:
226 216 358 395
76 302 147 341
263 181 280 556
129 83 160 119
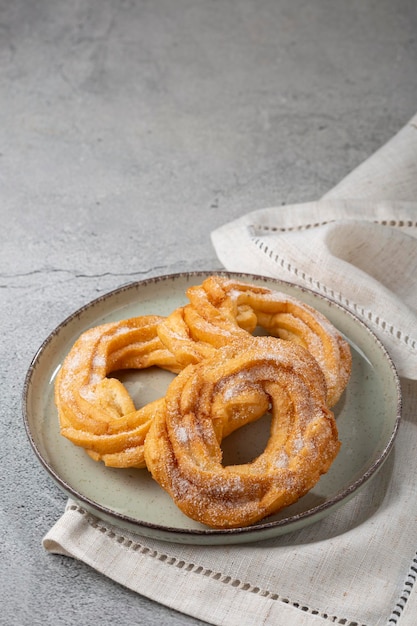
211 199 417 380
43 113 417 626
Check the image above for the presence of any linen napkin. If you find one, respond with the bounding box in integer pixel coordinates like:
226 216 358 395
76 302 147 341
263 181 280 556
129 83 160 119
210 199 417 380
43 113 417 626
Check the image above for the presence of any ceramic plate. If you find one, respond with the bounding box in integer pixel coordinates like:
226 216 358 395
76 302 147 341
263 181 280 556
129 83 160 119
23 272 401 545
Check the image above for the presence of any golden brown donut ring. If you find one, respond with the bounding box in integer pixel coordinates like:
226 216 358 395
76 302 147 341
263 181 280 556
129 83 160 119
157 276 351 407
144 336 341 529
54 315 182 468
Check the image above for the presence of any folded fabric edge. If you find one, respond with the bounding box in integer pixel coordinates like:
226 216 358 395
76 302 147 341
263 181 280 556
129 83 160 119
323 112 417 201
42 503 334 626
210 206 417 380
212 199 417 231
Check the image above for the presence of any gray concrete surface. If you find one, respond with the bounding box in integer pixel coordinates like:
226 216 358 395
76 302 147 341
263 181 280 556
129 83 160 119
1 1 416 624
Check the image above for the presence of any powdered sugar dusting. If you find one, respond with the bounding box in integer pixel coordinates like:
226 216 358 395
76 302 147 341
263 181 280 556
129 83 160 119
175 425 189 444
292 432 305 453
275 450 289 469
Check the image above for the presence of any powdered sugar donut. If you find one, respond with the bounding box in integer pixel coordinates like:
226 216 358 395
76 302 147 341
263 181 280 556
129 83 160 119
158 275 351 407
144 336 341 529
55 315 182 468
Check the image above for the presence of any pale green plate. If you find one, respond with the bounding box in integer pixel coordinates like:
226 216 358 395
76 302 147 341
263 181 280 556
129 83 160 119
23 272 401 545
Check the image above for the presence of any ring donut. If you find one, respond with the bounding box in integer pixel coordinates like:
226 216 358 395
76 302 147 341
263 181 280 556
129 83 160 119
144 336 341 528
157 276 351 407
54 315 182 468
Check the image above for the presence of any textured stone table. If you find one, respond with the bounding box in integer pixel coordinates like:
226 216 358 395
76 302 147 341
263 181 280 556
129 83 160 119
1 1 416 624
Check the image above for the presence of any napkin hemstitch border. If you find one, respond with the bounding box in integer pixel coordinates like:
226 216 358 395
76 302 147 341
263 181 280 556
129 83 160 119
51 502 369 626
249 217 417 234
387 550 417 624
248 234 417 356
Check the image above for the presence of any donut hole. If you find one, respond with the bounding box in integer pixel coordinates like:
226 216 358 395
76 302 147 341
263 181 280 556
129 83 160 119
113 367 176 408
253 318 307 348
252 325 270 337
221 411 272 466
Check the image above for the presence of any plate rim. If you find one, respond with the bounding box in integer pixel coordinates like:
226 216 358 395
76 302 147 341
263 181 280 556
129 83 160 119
22 270 402 544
